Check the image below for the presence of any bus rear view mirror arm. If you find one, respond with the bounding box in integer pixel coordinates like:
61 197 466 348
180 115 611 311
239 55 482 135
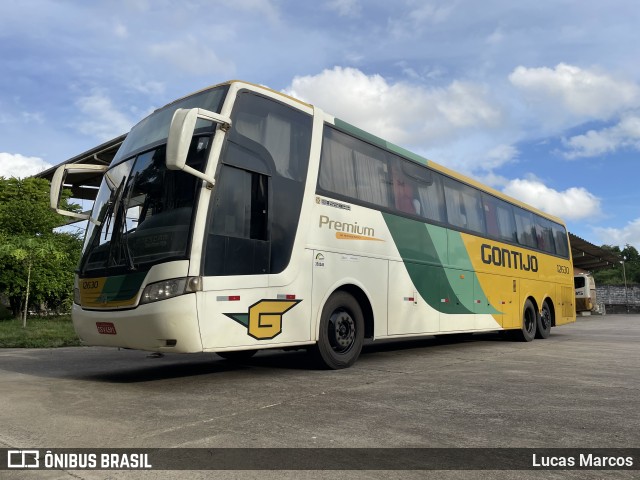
50 164 108 224
166 107 231 188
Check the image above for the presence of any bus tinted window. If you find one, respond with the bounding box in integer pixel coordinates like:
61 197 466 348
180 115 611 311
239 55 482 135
535 216 556 254
552 223 569 258
232 92 312 181
443 177 486 234
319 127 392 209
514 207 537 249
390 158 446 223
482 193 517 242
318 126 570 259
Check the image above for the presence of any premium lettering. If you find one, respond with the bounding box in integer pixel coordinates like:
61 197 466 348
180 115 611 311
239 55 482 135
319 215 375 237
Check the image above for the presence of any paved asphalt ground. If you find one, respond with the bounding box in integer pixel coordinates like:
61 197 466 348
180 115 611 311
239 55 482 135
0 314 638 480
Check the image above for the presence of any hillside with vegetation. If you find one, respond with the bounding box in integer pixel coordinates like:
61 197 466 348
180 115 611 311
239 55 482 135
592 244 640 285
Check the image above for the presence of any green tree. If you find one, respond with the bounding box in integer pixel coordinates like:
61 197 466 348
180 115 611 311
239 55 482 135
0 177 82 324
621 245 640 284
592 244 640 285
0 235 65 327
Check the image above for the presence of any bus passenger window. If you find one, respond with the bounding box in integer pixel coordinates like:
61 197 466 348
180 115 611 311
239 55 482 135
481 193 517 243
318 127 392 209
534 216 555 254
231 92 312 182
514 207 537 249
391 164 418 215
443 178 486 234
552 223 569 258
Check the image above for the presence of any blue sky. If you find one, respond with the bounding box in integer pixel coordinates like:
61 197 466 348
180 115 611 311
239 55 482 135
1 0 639 249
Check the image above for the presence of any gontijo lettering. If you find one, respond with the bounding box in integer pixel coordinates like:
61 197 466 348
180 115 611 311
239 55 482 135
481 243 539 272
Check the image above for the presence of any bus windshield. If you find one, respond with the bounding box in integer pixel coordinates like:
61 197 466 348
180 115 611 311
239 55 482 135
79 86 228 275
112 85 228 163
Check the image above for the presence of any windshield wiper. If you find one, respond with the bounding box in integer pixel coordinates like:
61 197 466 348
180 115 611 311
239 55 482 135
105 178 133 270
116 173 138 272
118 194 136 271
79 180 121 275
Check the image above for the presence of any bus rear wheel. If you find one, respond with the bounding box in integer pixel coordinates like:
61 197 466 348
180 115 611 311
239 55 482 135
312 291 364 369
516 299 537 342
536 301 552 339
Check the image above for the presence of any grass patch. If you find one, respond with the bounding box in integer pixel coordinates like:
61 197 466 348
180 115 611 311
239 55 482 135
0 315 81 348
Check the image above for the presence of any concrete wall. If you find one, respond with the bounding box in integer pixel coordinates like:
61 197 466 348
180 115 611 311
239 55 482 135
596 284 640 314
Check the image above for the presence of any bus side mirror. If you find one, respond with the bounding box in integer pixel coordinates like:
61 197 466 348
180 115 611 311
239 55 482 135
166 108 231 187
50 164 108 222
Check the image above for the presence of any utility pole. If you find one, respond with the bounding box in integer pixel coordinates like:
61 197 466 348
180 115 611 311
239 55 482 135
622 256 629 314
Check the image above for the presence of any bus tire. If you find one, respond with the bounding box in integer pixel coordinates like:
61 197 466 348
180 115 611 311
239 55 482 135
536 301 552 339
312 291 364 369
517 299 537 342
217 350 257 361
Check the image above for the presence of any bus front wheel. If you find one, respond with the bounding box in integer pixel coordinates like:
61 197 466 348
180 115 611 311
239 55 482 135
312 291 364 369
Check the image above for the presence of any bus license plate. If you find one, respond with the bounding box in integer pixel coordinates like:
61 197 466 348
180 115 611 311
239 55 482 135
96 322 117 335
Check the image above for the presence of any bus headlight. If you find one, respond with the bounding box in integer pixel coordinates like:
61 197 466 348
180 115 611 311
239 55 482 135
140 277 202 304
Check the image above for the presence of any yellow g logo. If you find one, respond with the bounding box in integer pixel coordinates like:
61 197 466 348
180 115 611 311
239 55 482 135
225 299 301 340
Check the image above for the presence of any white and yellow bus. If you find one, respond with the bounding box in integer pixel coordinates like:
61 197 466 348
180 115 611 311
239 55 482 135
51 80 575 369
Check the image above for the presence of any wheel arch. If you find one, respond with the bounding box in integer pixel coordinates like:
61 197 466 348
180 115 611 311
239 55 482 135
524 295 539 318
315 282 375 341
336 284 374 340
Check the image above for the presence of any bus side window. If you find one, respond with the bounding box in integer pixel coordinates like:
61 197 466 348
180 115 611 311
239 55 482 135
483 196 500 238
394 158 446 223
514 207 537 249
534 216 556 254
443 177 486 234
552 223 569 258
318 126 392 209
481 193 517 243
391 163 417 215
232 91 311 182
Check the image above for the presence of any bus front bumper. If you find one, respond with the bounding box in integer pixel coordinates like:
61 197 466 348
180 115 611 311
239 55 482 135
72 293 203 353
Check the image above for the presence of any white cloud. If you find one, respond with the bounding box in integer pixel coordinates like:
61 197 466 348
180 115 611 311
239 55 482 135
74 92 134 141
326 0 361 17
284 66 503 149
509 63 640 121
485 144 519 170
486 27 504 45
149 35 235 76
21 112 45 124
502 177 601 221
408 3 454 24
228 0 280 25
389 2 455 37
114 22 128 39
595 218 640 250
563 113 640 158
0 153 52 178
0 110 45 125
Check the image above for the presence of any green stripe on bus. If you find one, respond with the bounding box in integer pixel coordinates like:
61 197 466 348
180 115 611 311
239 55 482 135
334 118 429 166
383 214 499 315
383 213 469 314
444 230 500 315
